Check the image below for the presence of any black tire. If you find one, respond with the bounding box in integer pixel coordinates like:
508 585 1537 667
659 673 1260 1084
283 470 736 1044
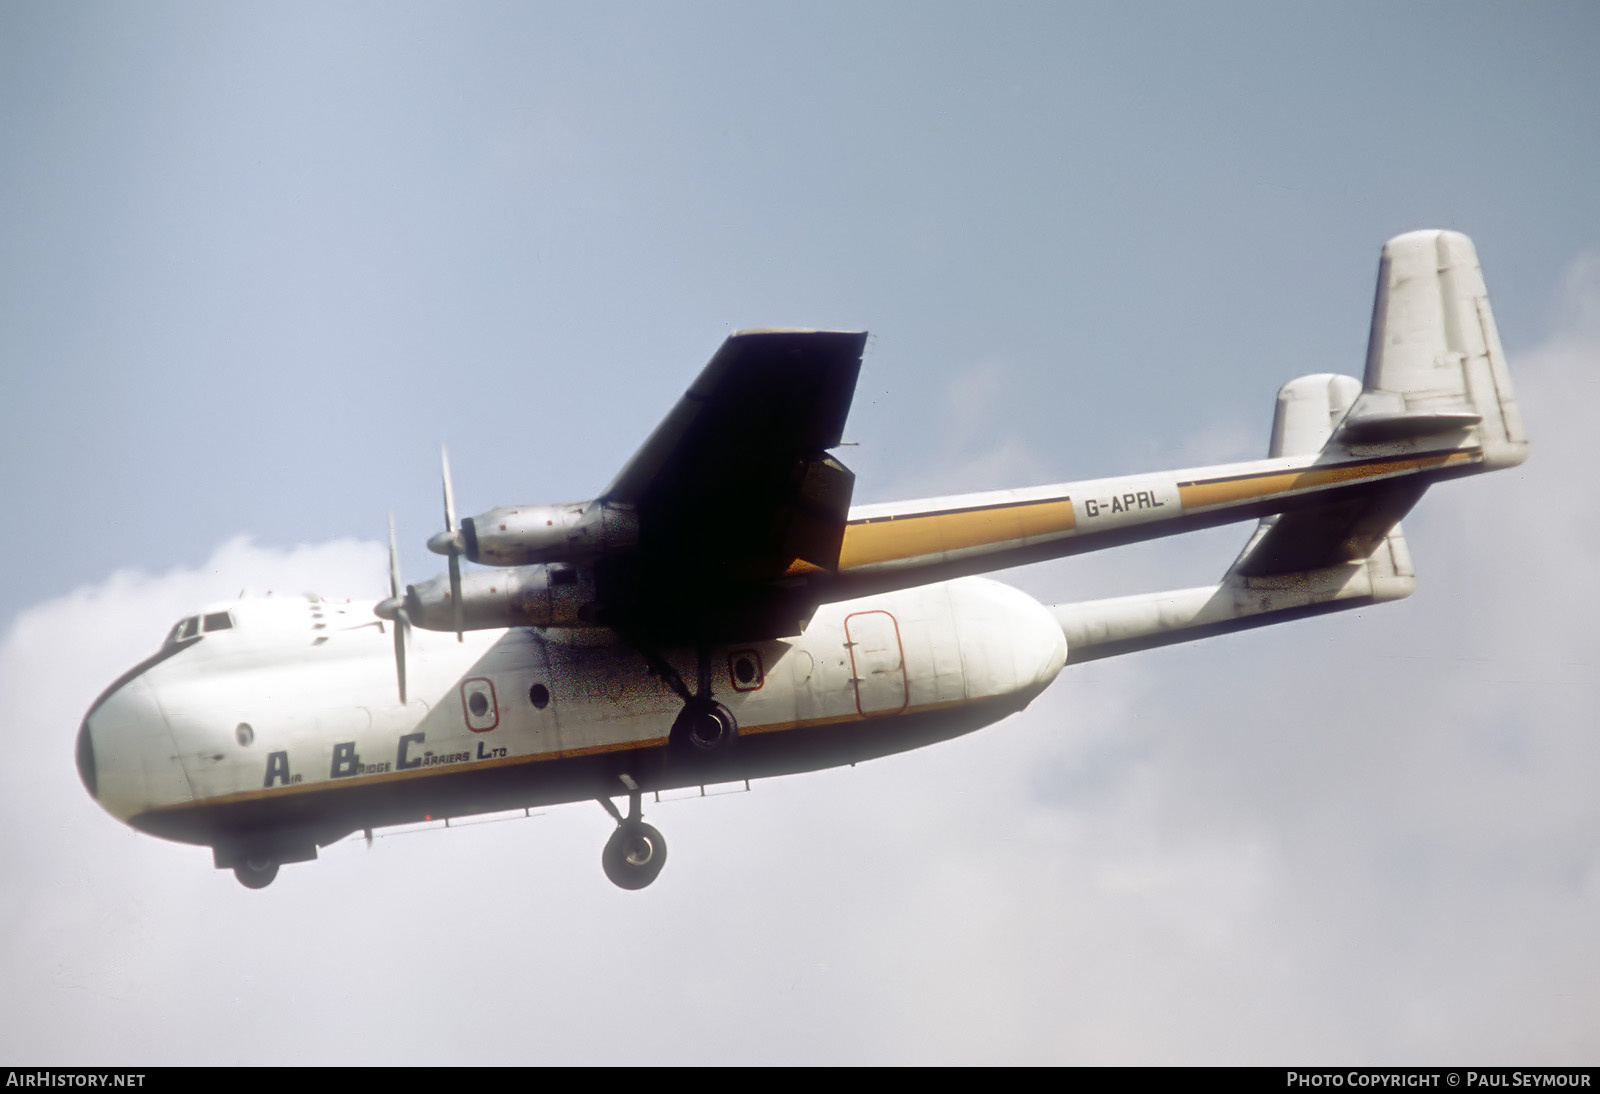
233 857 279 890
601 822 668 890
670 698 737 754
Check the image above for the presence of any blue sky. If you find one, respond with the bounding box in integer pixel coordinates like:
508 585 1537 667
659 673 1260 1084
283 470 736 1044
2 2 1597 1064
5 3 1597 613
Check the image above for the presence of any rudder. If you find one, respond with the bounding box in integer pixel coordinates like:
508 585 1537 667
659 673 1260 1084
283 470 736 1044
1338 230 1528 469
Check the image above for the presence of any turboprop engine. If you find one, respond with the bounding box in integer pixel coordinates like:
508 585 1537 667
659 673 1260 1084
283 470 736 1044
377 564 601 633
429 500 639 567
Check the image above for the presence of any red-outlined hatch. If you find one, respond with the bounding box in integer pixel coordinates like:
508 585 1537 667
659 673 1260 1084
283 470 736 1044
844 610 908 716
460 677 499 732
728 649 765 692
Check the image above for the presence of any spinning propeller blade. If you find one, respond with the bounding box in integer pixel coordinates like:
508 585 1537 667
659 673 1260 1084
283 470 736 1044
386 514 408 705
441 444 457 533
439 445 463 642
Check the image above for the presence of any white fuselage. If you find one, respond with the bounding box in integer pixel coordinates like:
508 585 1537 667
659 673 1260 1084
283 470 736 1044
81 577 1067 846
73 230 1527 891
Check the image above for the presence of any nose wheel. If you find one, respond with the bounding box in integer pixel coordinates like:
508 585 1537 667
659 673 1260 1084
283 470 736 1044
602 821 667 890
598 777 668 890
233 855 279 889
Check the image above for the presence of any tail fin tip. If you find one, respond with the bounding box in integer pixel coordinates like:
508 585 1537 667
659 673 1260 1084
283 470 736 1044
1354 229 1527 469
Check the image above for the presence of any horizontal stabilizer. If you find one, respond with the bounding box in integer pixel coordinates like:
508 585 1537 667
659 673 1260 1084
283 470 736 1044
1334 409 1482 445
1229 480 1423 577
1232 372 1419 577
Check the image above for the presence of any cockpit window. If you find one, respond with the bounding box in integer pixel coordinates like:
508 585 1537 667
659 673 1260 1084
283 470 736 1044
202 612 233 632
165 616 202 647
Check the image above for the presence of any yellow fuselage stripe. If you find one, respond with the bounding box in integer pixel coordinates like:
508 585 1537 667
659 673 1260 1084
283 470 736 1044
837 498 1076 569
1175 450 1478 509
827 450 1481 571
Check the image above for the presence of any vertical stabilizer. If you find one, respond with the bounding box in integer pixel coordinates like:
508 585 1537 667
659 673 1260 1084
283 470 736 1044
1337 230 1528 469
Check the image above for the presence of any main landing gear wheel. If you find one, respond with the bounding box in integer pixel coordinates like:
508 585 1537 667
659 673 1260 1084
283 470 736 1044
630 639 739 756
233 855 279 890
671 697 737 754
602 822 668 890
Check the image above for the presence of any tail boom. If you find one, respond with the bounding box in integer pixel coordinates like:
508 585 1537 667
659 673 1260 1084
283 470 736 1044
1052 525 1414 664
827 229 1520 602
828 441 1479 597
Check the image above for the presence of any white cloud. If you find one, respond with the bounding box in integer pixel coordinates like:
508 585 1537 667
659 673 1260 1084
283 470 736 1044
1 285 1597 1063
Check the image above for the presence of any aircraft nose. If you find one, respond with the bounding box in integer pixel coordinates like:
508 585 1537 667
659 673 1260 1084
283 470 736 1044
75 713 98 799
78 674 166 805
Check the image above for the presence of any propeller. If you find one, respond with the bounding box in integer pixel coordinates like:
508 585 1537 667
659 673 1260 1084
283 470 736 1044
374 514 410 704
425 445 465 642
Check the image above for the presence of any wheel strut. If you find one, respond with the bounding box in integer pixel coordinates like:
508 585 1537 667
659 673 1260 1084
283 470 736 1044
628 638 739 754
695 642 713 702
630 637 694 704
596 773 643 828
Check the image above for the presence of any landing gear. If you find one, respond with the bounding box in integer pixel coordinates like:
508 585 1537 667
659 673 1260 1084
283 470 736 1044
233 855 279 890
597 777 668 890
602 821 667 890
214 838 313 888
672 697 737 753
634 640 738 756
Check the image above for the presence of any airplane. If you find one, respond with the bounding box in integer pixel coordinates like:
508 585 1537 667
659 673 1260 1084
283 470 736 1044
75 230 1527 890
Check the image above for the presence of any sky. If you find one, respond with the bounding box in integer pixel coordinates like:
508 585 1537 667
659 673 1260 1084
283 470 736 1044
2 1 1597 1065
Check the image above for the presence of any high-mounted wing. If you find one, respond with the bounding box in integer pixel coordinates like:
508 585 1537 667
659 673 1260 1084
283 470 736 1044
596 328 866 641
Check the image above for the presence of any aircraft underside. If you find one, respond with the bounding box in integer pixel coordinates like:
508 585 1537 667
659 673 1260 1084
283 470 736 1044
131 690 1036 876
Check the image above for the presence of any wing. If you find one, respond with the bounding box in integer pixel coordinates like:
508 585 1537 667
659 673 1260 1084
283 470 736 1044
598 328 866 640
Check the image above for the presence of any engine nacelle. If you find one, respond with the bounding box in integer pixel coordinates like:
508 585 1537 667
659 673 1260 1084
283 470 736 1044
404 565 600 632
453 500 639 567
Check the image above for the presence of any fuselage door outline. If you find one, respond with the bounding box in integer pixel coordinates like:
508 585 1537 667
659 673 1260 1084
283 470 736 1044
844 610 909 717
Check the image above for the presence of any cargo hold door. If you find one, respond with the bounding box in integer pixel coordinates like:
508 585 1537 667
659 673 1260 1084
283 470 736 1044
844 610 908 716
